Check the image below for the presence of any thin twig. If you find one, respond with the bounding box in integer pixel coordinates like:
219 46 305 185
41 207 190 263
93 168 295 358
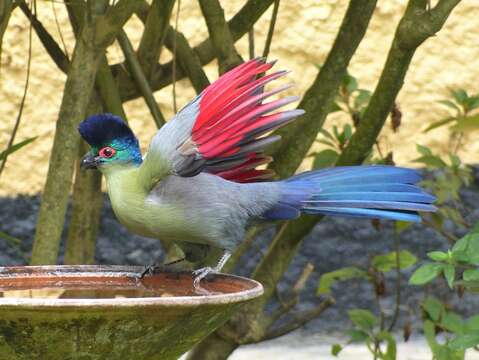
19 1 69 73
262 297 335 341
51 0 70 60
248 27 255 59
0 2 33 178
422 217 458 244
117 30 165 128
387 232 402 332
172 0 181 113
262 0 280 59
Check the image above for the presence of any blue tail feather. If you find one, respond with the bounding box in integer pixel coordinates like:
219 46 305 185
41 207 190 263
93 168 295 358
263 166 436 222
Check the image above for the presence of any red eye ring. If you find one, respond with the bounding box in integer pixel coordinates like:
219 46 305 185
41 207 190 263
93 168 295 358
98 146 116 158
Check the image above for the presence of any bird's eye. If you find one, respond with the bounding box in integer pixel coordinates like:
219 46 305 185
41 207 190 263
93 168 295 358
98 146 116 158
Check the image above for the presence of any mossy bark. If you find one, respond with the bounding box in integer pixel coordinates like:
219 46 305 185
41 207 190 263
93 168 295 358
0 0 13 74
31 25 102 265
32 1 140 265
117 0 275 101
64 142 103 265
137 0 175 80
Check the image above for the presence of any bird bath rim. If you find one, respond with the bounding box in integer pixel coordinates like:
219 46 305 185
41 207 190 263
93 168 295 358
0 265 264 307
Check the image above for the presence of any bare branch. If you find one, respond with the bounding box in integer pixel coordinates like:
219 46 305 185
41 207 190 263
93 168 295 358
262 0 280 59
117 30 165 127
137 0 175 80
117 0 275 101
198 0 243 74
94 0 143 48
19 1 69 73
262 298 335 342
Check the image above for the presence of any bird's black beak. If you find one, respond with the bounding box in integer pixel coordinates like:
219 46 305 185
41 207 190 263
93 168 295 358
80 153 98 170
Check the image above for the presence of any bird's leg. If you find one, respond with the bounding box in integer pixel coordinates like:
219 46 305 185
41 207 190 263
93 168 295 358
193 251 231 289
139 257 186 279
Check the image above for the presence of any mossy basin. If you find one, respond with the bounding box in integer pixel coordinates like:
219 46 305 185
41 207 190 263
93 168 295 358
0 265 263 360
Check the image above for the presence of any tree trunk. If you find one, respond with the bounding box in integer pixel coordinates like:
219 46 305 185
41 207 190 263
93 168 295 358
31 25 101 265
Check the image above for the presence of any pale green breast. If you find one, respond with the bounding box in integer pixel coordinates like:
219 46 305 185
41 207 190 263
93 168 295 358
104 167 193 241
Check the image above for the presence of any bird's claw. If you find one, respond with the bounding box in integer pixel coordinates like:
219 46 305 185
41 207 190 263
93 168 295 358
192 267 215 289
138 263 162 280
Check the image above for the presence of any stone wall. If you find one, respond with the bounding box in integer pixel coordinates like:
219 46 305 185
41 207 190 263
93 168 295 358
1 0 478 195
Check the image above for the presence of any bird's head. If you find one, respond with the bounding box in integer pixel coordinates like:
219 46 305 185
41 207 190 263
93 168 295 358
78 114 142 172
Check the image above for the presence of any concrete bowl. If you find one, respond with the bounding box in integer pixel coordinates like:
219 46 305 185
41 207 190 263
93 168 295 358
0 265 263 360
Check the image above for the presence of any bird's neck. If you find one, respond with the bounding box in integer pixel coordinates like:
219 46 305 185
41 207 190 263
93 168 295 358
103 165 146 205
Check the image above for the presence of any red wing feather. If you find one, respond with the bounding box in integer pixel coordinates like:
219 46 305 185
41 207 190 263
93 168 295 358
178 58 304 182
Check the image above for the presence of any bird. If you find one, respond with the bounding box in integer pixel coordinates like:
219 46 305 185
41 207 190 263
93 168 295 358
78 58 436 288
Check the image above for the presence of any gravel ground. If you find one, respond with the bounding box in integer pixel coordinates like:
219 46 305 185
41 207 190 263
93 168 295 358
226 332 479 360
0 170 478 338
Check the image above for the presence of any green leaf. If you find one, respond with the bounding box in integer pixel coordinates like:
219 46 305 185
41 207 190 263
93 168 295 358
444 264 455 289
427 251 449 262
422 297 444 322
329 102 342 113
319 128 335 140
331 344 342 356
346 329 369 343
412 155 447 168
449 334 479 350
409 263 444 285
312 149 339 169
463 269 479 281
422 117 456 133
423 319 438 349
0 230 22 247
437 99 460 112
452 227 479 265
394 221 412 234
343 124 353 140
354 89 371 108
451 114 479 132
342 73 358 94
372 250 417 272
317 267 369 295
348 309 377 331
451 89 468 104
317 139 337 148
440 311 464 334
465 315 479 331
0 137 37 161
468 95 479 111
377 331 397 360
416 144 433 156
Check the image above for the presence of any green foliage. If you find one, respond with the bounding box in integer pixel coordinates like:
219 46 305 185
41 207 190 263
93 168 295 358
414 143 472 233
409 223 479 290
423 88 479 133
372 250 417 272
0 136 37 161
409 262 445 285
317 267 369 295
420 296 479 359
332 309 397 360
348 309 377 331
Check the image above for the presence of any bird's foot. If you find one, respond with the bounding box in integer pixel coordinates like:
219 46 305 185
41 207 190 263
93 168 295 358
192 266 216 289
138 257 186 280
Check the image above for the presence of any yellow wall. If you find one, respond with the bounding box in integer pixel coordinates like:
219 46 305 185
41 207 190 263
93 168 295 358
1 1 478 196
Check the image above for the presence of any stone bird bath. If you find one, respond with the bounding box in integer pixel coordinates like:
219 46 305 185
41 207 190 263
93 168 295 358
0 265 263 360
